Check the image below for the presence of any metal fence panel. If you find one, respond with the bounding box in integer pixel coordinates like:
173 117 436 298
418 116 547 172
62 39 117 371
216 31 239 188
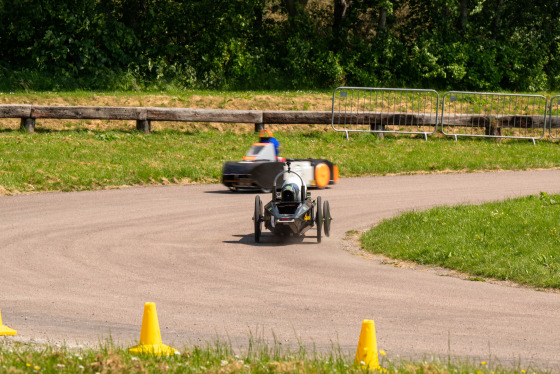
331 87 439 138
549 95 560 139
441 92 547 141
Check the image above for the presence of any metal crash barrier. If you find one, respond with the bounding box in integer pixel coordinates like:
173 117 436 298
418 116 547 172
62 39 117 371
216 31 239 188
549 95 560 139
441 92 548 143
331 87 439 140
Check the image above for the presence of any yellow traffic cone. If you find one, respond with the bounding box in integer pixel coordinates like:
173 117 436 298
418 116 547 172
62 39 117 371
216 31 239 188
355 319 381 370
129 302 177 355
0 309 17 336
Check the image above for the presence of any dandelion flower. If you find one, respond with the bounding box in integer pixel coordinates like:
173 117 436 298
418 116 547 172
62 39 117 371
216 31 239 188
380 350 387 356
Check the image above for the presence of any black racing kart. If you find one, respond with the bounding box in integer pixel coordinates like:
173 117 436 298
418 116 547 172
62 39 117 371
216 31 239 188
252 161 332 243
223 142 339 192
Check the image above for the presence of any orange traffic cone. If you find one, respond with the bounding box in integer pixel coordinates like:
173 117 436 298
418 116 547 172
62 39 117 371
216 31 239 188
129 302 177 355
0 309 17 336
355 319 381 370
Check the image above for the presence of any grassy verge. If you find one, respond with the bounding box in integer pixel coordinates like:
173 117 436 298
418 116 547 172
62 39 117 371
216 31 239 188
1 130 560 194
0 339 543 374
361 192 560 289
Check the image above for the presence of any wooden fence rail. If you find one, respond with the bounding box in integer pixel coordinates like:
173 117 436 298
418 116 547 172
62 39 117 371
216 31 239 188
0 104 556 134
0 105 338 133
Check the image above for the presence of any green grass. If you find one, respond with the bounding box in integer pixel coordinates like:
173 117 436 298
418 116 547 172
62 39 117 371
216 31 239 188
361 192 560 289
1 130 560 194
0 339 546 374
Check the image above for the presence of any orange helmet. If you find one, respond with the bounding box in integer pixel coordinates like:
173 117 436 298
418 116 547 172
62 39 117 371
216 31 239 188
259 129 273 138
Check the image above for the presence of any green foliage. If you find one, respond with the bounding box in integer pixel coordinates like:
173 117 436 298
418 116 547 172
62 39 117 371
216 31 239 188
0 0 559 91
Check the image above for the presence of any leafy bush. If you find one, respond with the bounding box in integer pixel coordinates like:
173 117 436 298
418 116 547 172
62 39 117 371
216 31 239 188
0 0 558 92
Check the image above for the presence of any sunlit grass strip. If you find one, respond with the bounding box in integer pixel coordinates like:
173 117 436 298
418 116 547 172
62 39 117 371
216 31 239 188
0 130 252 194
1 130 560 194
361 193 560 289
0 339 545 374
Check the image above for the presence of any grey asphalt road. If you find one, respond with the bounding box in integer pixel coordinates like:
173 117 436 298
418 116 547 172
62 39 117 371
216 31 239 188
1 170 560 368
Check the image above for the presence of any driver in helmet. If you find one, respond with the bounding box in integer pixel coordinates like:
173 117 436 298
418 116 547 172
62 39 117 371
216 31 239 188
259 129 280 156
281 177 302 202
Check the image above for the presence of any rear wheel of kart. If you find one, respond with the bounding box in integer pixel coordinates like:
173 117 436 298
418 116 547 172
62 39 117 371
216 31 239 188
314 163 331 189
254 195 263 243
316 196 322 243
332 165 339 184
323 200 331 237
261 188 272 193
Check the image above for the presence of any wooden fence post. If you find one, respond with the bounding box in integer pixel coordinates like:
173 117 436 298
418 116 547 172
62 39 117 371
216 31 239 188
255 123 265 133
370 123 385 139
20 118 36 133
136 120 151 133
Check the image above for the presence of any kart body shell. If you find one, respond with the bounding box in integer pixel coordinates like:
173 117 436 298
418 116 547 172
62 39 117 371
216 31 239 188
223 142 338 192
253 162 332 243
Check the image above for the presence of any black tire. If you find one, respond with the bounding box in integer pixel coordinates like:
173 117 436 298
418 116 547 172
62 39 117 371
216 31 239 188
254 195 263 243
316 196 322 243
323 200 331 237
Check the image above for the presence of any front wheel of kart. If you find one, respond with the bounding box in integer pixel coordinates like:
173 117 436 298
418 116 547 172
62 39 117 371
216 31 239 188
254 195 263 243
323 200 332 237
316 196 322 243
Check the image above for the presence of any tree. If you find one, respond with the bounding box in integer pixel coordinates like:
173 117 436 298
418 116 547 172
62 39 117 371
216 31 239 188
459 0 468 31
334 0 352 30
281 0 308 24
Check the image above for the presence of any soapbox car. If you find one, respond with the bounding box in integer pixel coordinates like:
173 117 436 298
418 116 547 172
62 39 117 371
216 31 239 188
223 142 338 192
252 161 332 243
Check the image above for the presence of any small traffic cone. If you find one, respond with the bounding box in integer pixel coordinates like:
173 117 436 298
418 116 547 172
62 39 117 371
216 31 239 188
355 319 381 370
0 309 17 336
129 302 177 355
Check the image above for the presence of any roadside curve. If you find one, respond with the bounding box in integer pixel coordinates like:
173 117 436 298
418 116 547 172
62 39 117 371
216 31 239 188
1 170 559 368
